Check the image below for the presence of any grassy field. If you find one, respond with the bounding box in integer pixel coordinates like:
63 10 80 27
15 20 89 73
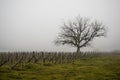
0 53 120 80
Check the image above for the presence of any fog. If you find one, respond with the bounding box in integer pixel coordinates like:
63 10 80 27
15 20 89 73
0 0 120 52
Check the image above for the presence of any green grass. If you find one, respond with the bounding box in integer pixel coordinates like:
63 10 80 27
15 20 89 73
0 54 120 80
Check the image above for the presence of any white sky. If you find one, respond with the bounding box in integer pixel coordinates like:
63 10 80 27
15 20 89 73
0 0 120 52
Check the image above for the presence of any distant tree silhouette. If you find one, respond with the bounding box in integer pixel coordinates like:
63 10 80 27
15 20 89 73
55 16 107 53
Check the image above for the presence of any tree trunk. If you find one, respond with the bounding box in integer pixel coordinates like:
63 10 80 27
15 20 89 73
76 47 80 53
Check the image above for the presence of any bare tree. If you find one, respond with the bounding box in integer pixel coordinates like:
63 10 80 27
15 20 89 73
55 16 107 53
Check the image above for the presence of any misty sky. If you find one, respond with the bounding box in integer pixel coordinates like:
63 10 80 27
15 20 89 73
0 0 120 52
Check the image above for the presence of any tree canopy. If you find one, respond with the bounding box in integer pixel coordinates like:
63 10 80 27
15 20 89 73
55 16 107 53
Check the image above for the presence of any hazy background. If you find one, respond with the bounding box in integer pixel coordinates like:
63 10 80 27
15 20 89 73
0 0 120 52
